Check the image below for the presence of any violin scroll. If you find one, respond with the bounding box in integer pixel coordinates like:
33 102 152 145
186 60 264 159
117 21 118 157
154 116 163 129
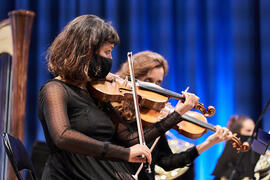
231 134 250 153
194 103 216 117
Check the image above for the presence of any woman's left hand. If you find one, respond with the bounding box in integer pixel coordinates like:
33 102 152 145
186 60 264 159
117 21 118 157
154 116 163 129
196 126 233 154
207 125 233 144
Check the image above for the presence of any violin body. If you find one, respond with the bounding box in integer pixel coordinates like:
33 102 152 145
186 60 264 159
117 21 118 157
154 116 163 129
177 111 208 139
141 107 208 139
90 79 169 111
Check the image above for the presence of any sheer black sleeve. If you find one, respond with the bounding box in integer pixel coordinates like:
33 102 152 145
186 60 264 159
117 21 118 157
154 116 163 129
105 103 199 169
39 81 130 161
107 103 183 147
156 137 199 171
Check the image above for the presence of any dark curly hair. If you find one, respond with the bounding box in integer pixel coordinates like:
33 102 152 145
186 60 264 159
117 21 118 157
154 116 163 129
47 14 120 83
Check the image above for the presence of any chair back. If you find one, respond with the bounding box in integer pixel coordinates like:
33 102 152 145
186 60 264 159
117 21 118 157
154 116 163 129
2 133 37 180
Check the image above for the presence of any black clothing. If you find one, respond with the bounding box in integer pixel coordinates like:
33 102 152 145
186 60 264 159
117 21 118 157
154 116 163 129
212 139 260 180
38 79 185 180
39 79 132 180
175 163 195 180
126 127 199 180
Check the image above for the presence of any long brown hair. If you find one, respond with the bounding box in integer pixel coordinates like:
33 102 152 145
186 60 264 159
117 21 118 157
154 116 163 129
115 51 168 121
117 51 168 79
47 15 119 83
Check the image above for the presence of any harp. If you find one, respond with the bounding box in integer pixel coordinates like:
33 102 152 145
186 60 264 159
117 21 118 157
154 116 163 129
0 10 35 180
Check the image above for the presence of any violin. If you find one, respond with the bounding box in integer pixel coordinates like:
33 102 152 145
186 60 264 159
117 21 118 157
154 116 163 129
141 106 249 152
89 76 249 153
90 76 215 117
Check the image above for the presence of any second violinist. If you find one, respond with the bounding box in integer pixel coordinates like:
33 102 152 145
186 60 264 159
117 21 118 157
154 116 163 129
113 51 234 179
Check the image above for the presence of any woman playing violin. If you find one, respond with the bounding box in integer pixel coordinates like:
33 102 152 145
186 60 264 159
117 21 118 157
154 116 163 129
38 15 153 180
115 51 234 180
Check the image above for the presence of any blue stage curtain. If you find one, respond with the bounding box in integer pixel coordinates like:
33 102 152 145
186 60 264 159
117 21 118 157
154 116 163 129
1 0 270 179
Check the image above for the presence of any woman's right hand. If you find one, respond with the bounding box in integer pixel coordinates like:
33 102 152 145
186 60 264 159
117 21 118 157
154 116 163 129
128 144 152 164
175 92 199 115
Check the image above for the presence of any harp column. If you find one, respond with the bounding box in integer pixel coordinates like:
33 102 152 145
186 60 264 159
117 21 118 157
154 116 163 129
8 10 35 142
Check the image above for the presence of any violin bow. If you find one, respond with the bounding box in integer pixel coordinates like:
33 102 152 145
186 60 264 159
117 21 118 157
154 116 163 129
127 52 152 177
133 137 160 179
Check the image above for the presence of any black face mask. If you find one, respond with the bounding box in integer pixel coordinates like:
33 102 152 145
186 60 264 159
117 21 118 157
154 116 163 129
237 134 252 142
88 54 112 80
